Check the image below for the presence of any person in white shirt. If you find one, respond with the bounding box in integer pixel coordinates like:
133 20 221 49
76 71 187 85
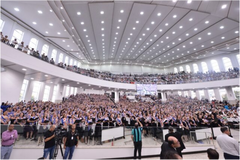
216 126 239 159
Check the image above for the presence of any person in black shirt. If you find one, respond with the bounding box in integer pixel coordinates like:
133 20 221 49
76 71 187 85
63 124 79 159
43 125 56 159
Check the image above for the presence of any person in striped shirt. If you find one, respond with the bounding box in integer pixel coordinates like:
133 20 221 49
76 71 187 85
131 117 143 159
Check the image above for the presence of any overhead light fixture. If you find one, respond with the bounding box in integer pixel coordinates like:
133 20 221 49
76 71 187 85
45 31 48 34
146 28 150 30
60 7 63 9
49 23 53 26
22 68 27 71
207 32 211 35
172 0 177 2
45 75 48 77
101 28 104 31
220 26 224 29
211 41 214 43
179 26 183 29
136 21 139 23
205 21 209 24
157 13 161 16
165 23 169 26
77 12 81 15
186 33 189 36
198 37 201 40
187 0 192 3
50 10 53 12
194 28 198 31
118 19 122 22
38 10 42 14
221 37 225 39
235 31 239 34
189 18 193 21
140 11 144 15
101 21 104 24
57 32 61 35
32 22 37 25
120 10 124 13
81 22 84 25
14 8 20 11
100 11 104 14
173 15 177 18
221 4 227 9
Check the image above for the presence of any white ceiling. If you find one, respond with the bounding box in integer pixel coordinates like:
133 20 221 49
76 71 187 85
1 0 239 68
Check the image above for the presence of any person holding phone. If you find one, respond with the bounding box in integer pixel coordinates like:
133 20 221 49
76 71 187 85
131 117 143 159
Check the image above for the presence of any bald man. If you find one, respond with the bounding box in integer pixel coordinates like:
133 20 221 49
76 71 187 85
160 136 181 159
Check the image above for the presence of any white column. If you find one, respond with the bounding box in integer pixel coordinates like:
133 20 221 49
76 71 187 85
114 91 119 103
229 54 239 68
56 84 64 101
204 89 210 100
25 80 35 101
214 88 222 101
48 84 54 102
161 92 167 101
188 90 192 98
195 90 201 100
62 85 67 98
225 87 236 103
38 82 46 101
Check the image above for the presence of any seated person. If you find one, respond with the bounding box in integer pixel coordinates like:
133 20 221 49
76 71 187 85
30 48 35 55
2 35 9 44
18 41 24 51
50 58 55 64
11 38 18 48
22 45 29 53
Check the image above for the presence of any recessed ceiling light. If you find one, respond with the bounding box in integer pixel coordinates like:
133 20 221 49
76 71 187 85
165 23 169 26
45 75 48 77
81 22 84 25
157 13 161 16
194 48 196 50
235 31 239 34
101 28 104 31
186 33 189 36
187 0 192 3
211 41 214 43
220 26 224 29
45 31 48 34
57 32 61 35
190 42 193 44
60 7 63 9
207 32 211 35
221 37 225 39
86 35 88 37
101 21 104 24
140 11 144 15
205 21 209 24
173 15 177 18
49 23 53 26
14 8 20 11
198 37 201 40
166 37 169 39
83 29 87 32
38 10 42 14
77 12 81 15
179 26 183 29
118 19 122 22
159 29 162 32
100 11 104 14
32 22 37 25
201 45 204 47
172 0 177 2
116 32 118 35
120 10 124 13
142 33 145 36
22 68 27 71
50 9 53 12
102 34 104 37
151 21 155 25
146 28 150 30
178 38 181 41
130 33 133 36
154 35 157 37
221 4 227 9
136 21 139 23
194 28 198 31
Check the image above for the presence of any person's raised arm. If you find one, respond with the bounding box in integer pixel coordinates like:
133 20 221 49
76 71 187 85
137 118 143 128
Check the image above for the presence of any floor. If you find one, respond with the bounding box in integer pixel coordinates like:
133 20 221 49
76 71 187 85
6 128 240 159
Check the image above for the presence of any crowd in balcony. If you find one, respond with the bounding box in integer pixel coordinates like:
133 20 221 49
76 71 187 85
1 32 239 85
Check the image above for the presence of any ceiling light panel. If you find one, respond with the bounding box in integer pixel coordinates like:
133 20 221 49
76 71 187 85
116 3 156 60
108 2 133 61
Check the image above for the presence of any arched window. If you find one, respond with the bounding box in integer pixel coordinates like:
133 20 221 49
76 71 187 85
179 66 183 72
51 49 57 61
65 56 69 65
0 19 5 31
69 59 73 65
77 62 81 67
237 54 240 65
41 44 49 55
186 65 191 73
201 62 208 73
222 57 233 71
29 38 38 50
11 29 24 45
211 60 220 72
193 63 199 73
74 60 77 66
174 67 178 73
58 53 63 63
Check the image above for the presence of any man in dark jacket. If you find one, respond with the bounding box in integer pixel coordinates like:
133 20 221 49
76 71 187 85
165 127 186 157
160 136 181 159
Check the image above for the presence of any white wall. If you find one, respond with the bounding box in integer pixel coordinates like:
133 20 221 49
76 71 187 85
1 68 25 103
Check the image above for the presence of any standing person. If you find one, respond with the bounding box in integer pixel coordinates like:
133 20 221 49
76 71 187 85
43 125 56 159
165 127 185 157
216 126 239 159
1 124 18 159
63 124 79 159
131 117 143 159
160 136 181 159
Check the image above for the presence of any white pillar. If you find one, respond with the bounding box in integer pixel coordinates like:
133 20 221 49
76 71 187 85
38 82 46 101
25 80 35 101
48 84 54 102
161 92 167 101
225 87 236 103
204 89 210 100
196 90 201 100
214 88 222 101
188 90 192 98
115 91 119 103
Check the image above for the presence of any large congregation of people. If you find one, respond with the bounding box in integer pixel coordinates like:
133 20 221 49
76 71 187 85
1 93 239 144
1 32 239 85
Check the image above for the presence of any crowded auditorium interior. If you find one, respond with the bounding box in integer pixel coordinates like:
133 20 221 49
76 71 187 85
0 0 239 159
